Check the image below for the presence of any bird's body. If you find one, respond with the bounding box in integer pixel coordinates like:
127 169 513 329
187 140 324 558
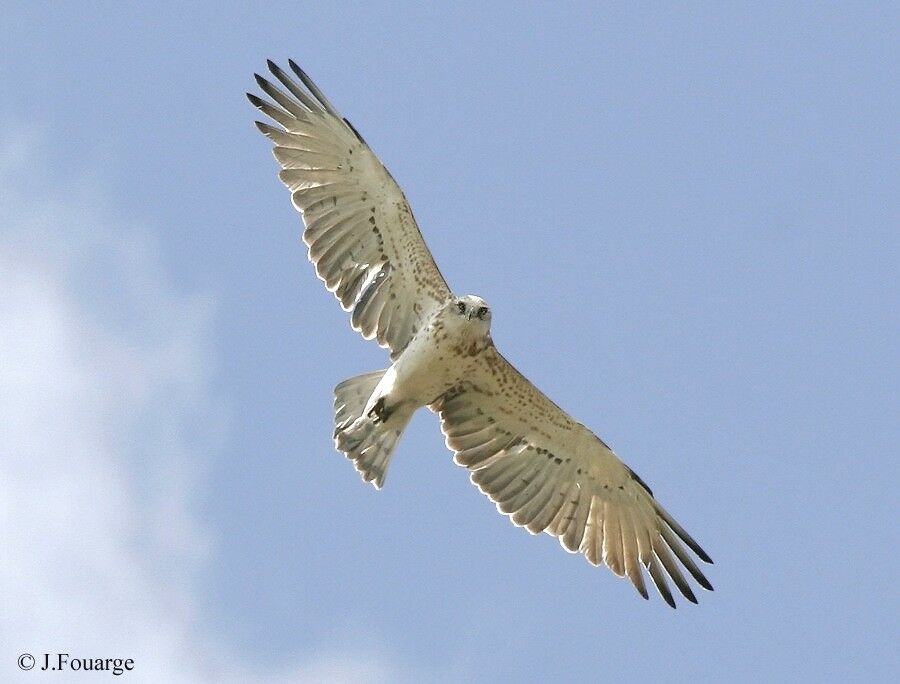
335 295 492 486
248 60 714 607
378 295 493 413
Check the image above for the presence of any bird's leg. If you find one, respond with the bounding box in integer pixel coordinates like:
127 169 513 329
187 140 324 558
367 396 393 424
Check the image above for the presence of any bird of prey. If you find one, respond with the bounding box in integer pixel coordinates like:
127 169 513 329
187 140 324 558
247 60 713 607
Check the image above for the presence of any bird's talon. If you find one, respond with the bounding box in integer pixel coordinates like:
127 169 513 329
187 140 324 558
368 397 391 424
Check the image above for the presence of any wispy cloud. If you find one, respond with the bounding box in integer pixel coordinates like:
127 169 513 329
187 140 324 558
0 133 394 683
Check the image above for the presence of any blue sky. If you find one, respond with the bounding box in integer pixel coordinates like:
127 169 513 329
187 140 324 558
2 2 897 681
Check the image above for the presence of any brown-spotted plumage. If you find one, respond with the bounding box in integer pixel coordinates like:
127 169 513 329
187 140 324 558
248 60 713 607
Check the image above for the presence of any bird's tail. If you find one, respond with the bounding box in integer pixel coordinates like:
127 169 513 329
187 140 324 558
333 370 411 489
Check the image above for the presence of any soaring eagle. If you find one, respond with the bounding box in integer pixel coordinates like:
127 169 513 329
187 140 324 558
248 60 713 607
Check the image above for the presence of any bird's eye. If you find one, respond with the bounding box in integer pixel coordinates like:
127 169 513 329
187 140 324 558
476 306 489 319
457 301 466 314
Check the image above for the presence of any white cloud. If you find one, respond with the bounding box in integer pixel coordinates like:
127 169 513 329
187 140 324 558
0 134 394 683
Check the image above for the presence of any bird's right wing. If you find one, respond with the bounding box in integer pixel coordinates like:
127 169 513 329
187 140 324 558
432 347 713 607
248 60 451 359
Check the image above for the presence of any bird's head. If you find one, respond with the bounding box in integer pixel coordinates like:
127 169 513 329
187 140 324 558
454 294 492 329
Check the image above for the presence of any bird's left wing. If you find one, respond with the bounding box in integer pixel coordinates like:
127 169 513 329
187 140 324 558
248 60 451 359
431 347 713 607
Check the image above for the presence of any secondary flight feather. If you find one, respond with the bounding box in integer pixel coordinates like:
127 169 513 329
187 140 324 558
248 60 714 607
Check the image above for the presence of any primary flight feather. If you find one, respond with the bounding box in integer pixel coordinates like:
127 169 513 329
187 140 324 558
248 60 713 607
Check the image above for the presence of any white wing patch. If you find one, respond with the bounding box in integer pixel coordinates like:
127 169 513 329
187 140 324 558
433 348 713 607
249 60 451 358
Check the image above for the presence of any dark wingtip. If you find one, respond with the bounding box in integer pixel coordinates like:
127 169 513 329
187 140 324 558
679 582 698 605
246 92 264 107
697 547 714 564
288 58 304 77
253 121 272 134
267 59 287 79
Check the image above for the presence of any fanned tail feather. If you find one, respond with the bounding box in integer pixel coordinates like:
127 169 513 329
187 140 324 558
333 370 410 488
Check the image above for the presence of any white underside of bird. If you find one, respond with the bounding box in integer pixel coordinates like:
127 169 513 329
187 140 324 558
334 294 492 488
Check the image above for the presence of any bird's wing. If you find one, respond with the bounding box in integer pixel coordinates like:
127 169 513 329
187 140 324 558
249 60 451 359
431 347 713 607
